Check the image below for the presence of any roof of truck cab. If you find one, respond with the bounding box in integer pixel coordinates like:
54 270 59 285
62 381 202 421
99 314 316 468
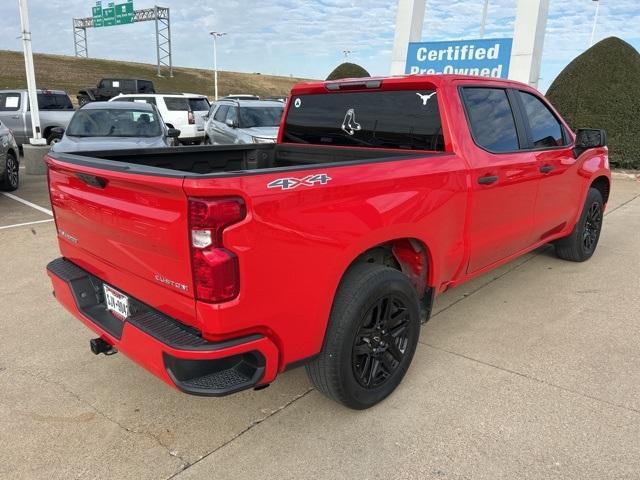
290 74 536 95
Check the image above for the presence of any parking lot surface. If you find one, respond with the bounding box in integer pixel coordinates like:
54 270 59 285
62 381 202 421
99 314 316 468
1 172 639 479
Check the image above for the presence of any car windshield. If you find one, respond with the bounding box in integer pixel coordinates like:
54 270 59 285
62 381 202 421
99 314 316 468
67 108 162 138
188 98 210 111
239 106 283 128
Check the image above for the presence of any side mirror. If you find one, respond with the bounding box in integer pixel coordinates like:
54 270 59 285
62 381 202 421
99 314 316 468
225 118 237 128
575 128 607 149
51 126 65 136
167 128 181 138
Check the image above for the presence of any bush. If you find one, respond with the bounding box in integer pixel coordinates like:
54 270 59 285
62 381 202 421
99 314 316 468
326 62 370 81
546 37 640 169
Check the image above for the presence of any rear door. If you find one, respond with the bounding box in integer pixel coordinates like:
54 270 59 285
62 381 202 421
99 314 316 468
460 86 539 273
187 97 210 132
162 96 190 129
515 90 580 240
47 157 196 322
0 92 26 143
209 105 229 144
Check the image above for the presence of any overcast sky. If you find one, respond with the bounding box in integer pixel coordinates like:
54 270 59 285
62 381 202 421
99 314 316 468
0 0 638 91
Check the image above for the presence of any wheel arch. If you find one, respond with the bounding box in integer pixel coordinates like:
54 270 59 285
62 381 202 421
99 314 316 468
590 175 610 205
342 237 433 300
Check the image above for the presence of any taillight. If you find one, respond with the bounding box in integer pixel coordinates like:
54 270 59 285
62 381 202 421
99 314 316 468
188 111 195 125
188 197 246 303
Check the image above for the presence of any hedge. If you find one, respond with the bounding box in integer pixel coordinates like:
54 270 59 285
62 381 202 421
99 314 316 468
326 62 370 81
546 37 640 169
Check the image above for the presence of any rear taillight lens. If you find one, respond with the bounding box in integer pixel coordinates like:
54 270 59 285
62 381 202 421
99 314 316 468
188 197 246 303
188 111 195 124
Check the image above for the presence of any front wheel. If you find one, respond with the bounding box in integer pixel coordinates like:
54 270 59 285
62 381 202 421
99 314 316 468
554 187 604 262
306 263 421 409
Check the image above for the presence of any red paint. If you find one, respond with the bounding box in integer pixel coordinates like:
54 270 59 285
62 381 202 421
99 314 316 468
46 74 610 394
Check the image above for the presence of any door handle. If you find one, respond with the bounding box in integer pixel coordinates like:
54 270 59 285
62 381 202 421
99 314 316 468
478 175 498 185
539 165 554 174
11 115 20 119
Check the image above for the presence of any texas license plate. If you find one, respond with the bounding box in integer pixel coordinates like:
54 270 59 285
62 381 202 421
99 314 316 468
103 284 129 320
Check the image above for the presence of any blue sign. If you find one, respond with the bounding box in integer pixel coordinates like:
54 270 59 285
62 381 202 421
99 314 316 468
405 38 513 78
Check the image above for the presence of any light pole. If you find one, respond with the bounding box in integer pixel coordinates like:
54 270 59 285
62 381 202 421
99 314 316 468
210 31 226 101
480 0 489 38
589 0 600 47
18 0 45 145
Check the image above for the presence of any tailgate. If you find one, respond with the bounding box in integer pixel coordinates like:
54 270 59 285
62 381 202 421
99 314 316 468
47 156 195 308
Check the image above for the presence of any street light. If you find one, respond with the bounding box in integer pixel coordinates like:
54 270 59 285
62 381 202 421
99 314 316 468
589 0 600 47
210 31 226 101
342 49 353 59
480 0 489 38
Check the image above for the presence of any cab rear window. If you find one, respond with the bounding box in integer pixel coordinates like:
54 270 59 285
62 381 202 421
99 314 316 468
283 90 444 151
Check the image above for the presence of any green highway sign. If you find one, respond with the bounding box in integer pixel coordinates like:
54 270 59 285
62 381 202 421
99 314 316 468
92 0 134 28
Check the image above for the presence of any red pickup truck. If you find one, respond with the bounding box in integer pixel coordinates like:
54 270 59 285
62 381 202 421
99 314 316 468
46 75 610 409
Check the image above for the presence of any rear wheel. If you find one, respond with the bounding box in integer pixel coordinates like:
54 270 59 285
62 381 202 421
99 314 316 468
554 187 604 262
1 152 19 191
306 263 421 409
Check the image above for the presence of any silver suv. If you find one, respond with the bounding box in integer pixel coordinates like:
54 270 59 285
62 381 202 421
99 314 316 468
203 99 284 145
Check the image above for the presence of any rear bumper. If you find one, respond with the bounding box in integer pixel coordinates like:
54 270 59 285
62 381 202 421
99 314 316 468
46 257 279 396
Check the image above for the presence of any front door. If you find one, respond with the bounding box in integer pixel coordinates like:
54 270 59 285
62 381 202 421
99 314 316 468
460 86 540 273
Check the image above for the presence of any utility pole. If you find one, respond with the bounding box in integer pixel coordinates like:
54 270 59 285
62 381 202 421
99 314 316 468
18 0 45 145
210 31 226 101
480 0 489 38
589 0 600 47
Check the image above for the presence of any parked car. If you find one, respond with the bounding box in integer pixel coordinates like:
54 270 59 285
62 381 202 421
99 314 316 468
50 102 180 153
77 78 155 106
0 120 19 191
204 99 284 144
0 89 75 146
45 74 610 409
110 93 209 145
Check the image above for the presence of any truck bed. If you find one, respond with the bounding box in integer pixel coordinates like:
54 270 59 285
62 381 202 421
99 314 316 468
49 144 435 177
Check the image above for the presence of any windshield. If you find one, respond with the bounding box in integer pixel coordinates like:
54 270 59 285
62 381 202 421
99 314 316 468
188 98 210 111
239 106 283 128
283 90 444 150
67 108 162 138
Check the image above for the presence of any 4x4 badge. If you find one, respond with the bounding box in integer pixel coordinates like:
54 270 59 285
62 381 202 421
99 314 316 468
267 173 332 190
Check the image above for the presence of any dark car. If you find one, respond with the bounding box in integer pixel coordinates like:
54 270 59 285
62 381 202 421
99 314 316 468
77 79 156 106
0 119 20 191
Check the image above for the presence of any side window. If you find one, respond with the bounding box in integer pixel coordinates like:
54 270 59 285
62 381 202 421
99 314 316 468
163 97 189 111
462 87 520 153
226 107 238 125
518 91 566 148
213 105 229 122
0 93 21 111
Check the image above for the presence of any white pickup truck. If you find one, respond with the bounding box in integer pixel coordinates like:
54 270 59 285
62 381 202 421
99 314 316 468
0 89 75 145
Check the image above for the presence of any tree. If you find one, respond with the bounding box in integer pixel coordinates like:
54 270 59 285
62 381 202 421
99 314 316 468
546 37 640 169
326 62 370 81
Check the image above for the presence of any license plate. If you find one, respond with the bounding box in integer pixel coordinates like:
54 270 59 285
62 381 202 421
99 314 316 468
103 284 129 320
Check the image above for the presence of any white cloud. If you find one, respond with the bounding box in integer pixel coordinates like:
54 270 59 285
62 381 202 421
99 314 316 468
0 0 637 89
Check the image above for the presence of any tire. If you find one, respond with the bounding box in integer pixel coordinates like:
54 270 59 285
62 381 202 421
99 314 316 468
1 151 19 191
554 187 604 262
306 263 421 409
77 95 89 107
